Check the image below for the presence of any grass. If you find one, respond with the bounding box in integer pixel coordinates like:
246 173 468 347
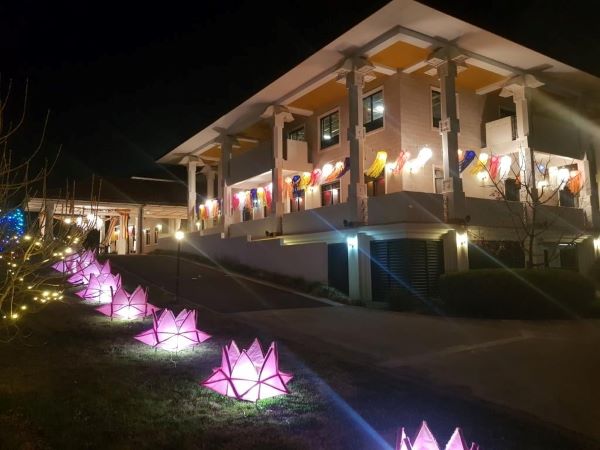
0 300 338 450
1 280 599 449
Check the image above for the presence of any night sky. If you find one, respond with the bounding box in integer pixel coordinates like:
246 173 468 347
2 0 598 185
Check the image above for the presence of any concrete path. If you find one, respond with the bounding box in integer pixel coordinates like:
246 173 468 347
110 254 600 441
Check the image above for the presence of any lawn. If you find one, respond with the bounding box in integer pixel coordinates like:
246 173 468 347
0 274 598 449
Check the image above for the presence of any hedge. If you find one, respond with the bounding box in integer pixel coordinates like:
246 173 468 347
439 269 596 319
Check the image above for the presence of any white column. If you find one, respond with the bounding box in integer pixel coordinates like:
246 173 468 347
136 206 143 254
430 50 465 222
187 156 198 231
262 105 294 233
577 237 595 276
443 229 469 272
581 152 600 228
203 165 215 199
218 136 234 236
500 75 544 203
348 232 373 301
343 57 372 226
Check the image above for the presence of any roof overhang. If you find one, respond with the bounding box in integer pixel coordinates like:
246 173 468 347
157 0 600 166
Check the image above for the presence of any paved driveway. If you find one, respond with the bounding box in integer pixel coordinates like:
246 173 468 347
109 254 600 442
109 254 330 313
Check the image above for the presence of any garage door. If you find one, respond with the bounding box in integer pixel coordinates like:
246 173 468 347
328 243 349 295
370 239 444 303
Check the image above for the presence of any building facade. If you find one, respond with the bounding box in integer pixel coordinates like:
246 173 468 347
157 0 600 302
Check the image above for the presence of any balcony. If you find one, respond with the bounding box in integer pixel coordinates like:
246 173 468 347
465 197 585 232
466 197 524 228
485 116 517 153
282 202 349 235
368 191 444 225
228 139 311 185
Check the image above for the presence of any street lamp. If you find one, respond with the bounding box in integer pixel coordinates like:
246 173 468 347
174 230 185 303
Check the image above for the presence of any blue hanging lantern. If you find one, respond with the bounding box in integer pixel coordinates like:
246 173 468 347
459 150 476 173
250 188 258 206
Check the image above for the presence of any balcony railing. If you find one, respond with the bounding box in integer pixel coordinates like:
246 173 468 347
485 116 516 147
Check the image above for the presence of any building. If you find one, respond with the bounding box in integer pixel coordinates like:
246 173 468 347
157 0 600 302
28 176 188 255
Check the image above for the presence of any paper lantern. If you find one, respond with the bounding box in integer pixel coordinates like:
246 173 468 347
68 260 111 285
321 163 334 180
202 339 293 402
396 421 479 450
53 250 96 274
76 272 122 304
393 151 410 174
498 155 512 179
97 286 157 319
459 150 476 173
309 168 322 186
488 155 500 180
134 309 210 352
366 151 388 178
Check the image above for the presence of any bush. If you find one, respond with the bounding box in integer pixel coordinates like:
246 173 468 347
439 269 596 319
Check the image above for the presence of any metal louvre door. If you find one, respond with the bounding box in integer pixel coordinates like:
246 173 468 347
370 239 444 306
327 243 349 295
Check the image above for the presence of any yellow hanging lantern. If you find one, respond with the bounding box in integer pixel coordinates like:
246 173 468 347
365 151 388 178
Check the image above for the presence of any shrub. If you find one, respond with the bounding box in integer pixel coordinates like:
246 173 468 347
439 269 595 319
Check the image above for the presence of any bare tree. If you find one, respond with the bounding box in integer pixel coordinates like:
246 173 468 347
469 143 584 268
0 78 95 340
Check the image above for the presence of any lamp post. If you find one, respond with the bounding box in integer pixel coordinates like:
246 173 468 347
174 230 185 303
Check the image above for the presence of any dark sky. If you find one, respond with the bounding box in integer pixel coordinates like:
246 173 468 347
2 0 598 184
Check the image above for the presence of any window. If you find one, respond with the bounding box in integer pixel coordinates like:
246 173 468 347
363 90 384 133
321 181 340 206
431 88 442 128
365 173 385 197
145 229 150 245
154 228 159 244
288 126 305 141
320 111 340 149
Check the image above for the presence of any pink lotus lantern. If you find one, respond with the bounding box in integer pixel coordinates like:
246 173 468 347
97 286 157 319
53 250 96 274
75 272 122 304
396 421 479 450
68 260 111 285
201 339 293 402
134 309 210 352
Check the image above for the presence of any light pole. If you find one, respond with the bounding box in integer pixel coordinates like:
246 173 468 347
174 230 185 303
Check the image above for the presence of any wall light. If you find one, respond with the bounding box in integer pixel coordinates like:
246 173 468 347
156 223 163 232
347 235 358 249
456 232 468 247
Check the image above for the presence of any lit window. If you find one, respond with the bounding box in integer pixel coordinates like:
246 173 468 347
363 90 384 132
321 181 340 206
320 111 340 149
288 126 305 141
